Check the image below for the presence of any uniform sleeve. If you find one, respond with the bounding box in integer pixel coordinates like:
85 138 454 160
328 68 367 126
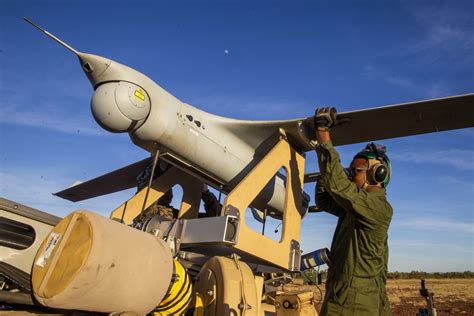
315 140 387 228
315 181 344 217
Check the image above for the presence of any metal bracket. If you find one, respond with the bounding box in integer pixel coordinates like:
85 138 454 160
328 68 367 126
224 205 240 218
169 215 241 249
165 219 185 256
278 128 288 141
289 240 301 271
224 216 239 243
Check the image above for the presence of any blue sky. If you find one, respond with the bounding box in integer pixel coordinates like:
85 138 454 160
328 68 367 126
0 0 473 272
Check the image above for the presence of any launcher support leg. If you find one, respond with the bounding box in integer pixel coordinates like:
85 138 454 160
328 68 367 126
222 138 305 271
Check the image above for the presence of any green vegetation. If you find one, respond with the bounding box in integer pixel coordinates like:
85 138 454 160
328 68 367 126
301 270 327 285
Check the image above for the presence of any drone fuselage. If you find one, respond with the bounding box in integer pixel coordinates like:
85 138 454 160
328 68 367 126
83 52 292 217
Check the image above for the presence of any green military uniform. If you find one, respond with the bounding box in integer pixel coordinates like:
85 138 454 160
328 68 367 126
316 141 392 316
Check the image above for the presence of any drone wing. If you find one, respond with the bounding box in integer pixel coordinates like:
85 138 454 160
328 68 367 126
54 157 151 202
55 94 473 202
328 93 474 147
220 93 474 152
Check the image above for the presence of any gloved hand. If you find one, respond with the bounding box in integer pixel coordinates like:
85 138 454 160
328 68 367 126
314 107 338 130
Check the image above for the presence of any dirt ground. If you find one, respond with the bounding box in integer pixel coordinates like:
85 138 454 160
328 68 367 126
284 278 474 315
386 279 474 315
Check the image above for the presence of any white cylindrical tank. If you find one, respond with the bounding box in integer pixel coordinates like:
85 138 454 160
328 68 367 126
31 210 173 314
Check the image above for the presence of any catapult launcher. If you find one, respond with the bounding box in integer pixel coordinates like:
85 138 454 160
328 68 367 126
0 18 473 315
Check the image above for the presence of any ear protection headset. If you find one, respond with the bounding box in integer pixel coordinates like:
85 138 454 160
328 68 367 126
366 157 389 185
354 143 391 188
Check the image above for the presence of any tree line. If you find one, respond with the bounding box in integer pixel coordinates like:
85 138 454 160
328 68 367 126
300 270 474 284
386 271 474 279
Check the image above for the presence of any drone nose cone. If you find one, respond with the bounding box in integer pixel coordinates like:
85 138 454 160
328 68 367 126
91 81 151 133
77 53 111 86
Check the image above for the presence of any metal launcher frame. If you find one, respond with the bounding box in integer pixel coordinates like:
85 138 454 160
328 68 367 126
110 137 305 271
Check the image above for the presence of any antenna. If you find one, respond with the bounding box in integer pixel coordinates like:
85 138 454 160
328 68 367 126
23 17 80 55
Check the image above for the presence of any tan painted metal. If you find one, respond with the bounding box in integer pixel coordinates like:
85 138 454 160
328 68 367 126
110 138 305 271
275 290 318 316
254 275 266 315
110 166 205 224
194 256 260 316
0 198 59 274
222 138 305 270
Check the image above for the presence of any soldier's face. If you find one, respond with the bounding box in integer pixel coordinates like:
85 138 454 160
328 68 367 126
349 158 369 188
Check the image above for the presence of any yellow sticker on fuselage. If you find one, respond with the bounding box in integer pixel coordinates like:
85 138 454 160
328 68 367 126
134 89 145 101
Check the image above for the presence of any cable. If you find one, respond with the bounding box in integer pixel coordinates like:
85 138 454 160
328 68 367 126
314 266 324 305
217 185 223 216
139 148 160 219
261 208 267 235
274 222 282 233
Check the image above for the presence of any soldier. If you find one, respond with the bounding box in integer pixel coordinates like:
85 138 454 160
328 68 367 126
132 189 179 227
201 189 222 217
314 107 392 316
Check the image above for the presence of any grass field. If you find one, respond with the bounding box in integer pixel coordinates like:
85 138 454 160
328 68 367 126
386 279 474 315
284 278 474 315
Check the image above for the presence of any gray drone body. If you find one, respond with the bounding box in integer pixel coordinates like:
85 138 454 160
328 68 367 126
82 52 291 216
